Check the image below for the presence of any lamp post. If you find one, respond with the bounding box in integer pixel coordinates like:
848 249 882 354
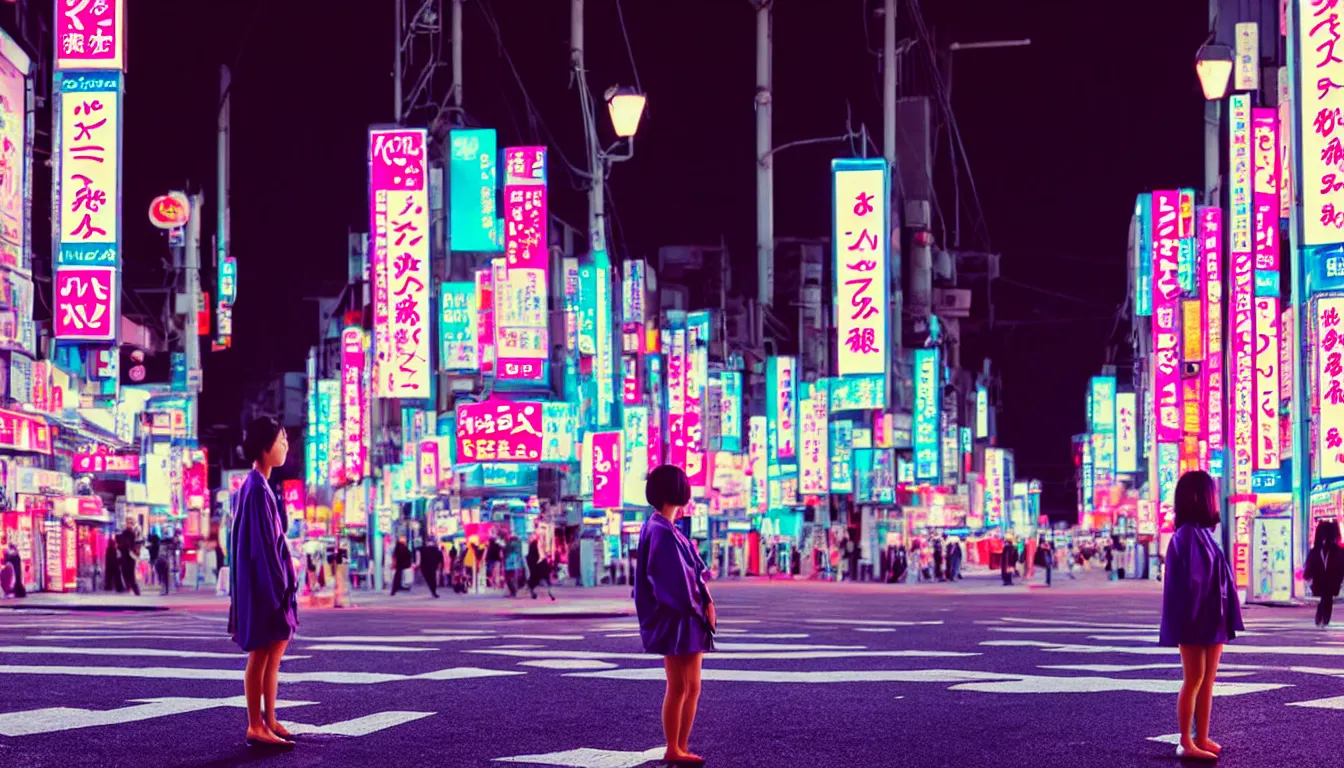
1195 43 1234 101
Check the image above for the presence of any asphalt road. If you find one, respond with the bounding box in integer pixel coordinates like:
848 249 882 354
0 572 1339 767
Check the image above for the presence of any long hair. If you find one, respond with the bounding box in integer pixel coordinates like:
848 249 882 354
1173 470 1220 529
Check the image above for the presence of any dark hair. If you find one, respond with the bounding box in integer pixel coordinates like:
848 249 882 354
1173 470 1220 529
645 464 692 511
242 417 283 465
1315 520 1341 549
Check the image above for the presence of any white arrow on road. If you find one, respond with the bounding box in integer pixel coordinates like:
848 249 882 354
0 696 316 737
279 710 435 736
494 746 666 768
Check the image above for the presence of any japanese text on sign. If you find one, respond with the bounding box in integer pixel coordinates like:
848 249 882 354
440 281 478 371
1254 297 1281 470
1201 208 1224 452
1300 2 1344 245
914 348 940 481
55 0 124 71
1317 295 1344 479
56 73 119 268
1229 93 1253 251
772 356 797 460
53 266 114 340
1251 108 1280 271
369 128 431 397
589 431 622 510
832 159 888 376
456 400 544 463
1231 247 1255 494
668 323 687 467
686 311 710 489
1152 190 1182 443
799 384 829 495
341 327 367 481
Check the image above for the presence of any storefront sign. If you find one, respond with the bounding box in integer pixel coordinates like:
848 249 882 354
456 399 544 463
748 415 767 513
1317 294 1344 479
1252 108 1280 271
439 281 478 371
73 451 138 477
667 322 687 467
768 356 797 461
1254 297 1281 470
281 480 304 523
1116 391 1138 473
685 311 710 490
975 385 989 438
799 383 829 495
417 439 439 493
828 374 883 412
55 0 125 71
832 158 888 377
622 405 649 507
496 146 548 380
1152 190 1181 442
719 371 742 453
1231 254 1255 492
1250 514 1292 603
913 348 940 481
448 128 499 252
1229 93 1252 252
341 327 367 480
830 420 853 494
1135 194 1152 316
541 402 579 463
369 127 431 397
589 431 622 510
984 447 1005 528
1200 207 1224 452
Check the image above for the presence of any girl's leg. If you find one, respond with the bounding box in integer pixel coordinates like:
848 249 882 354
263 639 293 738
1177 645 1214 758
661 655 687 758
1324 595 1336 626
1195 644 1224 754
244 648 280 737
1317 598 1328 626
676 652 704 758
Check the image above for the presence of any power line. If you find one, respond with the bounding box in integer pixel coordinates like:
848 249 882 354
613 0 643 94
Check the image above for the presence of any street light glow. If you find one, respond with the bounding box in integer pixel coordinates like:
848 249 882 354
606 87 647 138
1195 44 1234 101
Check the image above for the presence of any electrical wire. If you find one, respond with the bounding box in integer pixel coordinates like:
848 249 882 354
613 0 643 95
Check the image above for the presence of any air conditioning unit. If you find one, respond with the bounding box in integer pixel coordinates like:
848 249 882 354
933 288 972 318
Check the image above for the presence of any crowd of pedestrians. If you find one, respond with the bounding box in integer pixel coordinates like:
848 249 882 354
385 533 559 601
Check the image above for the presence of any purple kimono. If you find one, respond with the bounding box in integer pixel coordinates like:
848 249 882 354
1159 523 1243 647
635 514 714 656
228 470 298 652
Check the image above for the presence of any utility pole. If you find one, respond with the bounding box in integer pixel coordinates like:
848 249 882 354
882 0 901 356
185 192 203 391
451 0 464 109
572 0 605 255
755 0 773 309
217 65 231 351
393 0 404 122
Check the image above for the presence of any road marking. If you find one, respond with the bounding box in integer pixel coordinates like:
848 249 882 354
804 619 944 627
853 628 897 633
714 641 864 651
0 644 304 660
494 746 665 767
305 644 438 652
0 696 316 737
470 648 979 661
1086 635 1161 642
301 634 494 643
1039 663 1267 673
986 639 1344 657
1146 734 1182 744
1287 694 1344 709
420 629 495 635
519 659 618 670
711 633 810 640
29 634 230 641
501 634 586 641
0 664 523 685
998 617 1157 629
947 676 1287 696
715 619 760 625
280 710 435 736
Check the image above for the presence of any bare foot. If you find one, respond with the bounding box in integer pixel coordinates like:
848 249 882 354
1196 738 1222 756
1178 741 1218 761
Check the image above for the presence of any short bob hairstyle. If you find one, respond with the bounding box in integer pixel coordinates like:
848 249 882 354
242 416 283 466
645 464 691 511
1173 470 1220 529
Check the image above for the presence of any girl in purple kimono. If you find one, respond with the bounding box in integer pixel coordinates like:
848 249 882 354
636 465 715 766
228 417 298 751
1159 470 1243 761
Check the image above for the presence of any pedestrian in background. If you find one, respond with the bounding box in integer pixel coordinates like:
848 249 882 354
1160 470 1243 761
117 526 139 596
1001 537 1018 586
155 550 172 596
331 548 353 608
931 536 943 582
390 537 412 595
504 536 524 596
527 538 556 601
636 465 715 766
104 539 123 592
2 541 20 597
228 416 298 751
1040 537 1053 587
1306 520 1344 628
418 538 442 599
486 536 503 589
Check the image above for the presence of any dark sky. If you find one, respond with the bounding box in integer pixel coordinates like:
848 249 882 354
113 0 1208 508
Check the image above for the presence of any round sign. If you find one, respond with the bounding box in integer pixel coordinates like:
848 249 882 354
148 192 191 229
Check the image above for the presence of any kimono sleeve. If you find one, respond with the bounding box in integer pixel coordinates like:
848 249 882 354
236 481 288 614
647 525 694 614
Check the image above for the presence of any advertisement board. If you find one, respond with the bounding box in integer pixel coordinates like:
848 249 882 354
832 159 889 377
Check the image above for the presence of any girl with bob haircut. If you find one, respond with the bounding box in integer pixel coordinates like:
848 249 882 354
635 464 715 766
229 417 299 750
1159 470 1243 760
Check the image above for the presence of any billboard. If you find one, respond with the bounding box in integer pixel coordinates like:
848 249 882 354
448 128 499 252
718 371 742 453
799 382 829 495
1088 376 1116 433
1116 390 1138 474
1316 294 1344 480
830 419 853 494
975 385 989 439
622 405 649 507
1229 93 1252 253
984 446 1005 528
1135 194 1152 317
439 281 478 371
497 146 548 380
55 71 120 275
913 348 940 481
768 356 797 461
1299 7 1344 245
748 415 767 513
832 158 889 378
686 310 710 490
55 0 126 71
1151 190 1181 443
667 320 686 468
456 399 544 463
369 128 431 397
1200 207 1224 453
341 327 367 480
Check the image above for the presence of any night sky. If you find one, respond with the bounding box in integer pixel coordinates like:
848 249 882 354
110 0 1209 509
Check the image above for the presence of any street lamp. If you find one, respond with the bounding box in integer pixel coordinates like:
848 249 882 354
1195 43 1234 101
605 86 646 139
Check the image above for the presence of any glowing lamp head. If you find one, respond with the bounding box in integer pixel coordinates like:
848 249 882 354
1195 44 1234 101
605 87 647 138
